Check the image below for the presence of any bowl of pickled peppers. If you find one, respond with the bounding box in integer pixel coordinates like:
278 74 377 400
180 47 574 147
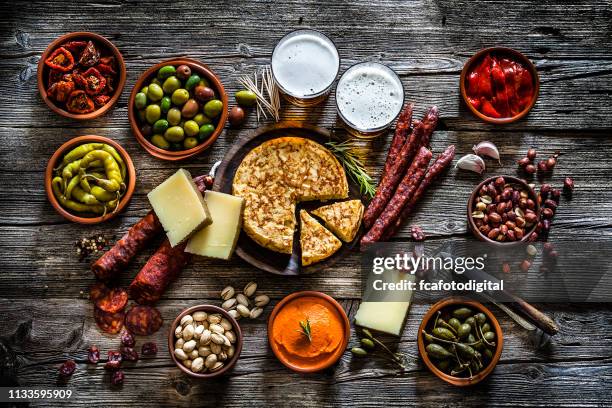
38 32 126 120
417 298 503 386
45 135 136 224
128 58 228 161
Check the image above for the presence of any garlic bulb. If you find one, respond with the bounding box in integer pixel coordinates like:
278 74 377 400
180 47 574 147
473 141 501 163
456 154 486 174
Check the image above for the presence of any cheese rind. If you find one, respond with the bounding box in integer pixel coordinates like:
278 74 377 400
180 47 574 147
185 191 244 259
147 169 211 247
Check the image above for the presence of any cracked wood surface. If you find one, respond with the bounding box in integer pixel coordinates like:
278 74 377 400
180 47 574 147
0 0 611 407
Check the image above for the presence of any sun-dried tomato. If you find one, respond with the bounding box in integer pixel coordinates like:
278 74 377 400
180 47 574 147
45 47 75 72
93 94 110 107
111 370 125 386
95 63 116 75
59 359 77 377
61 40 87 54
120 330 135 348
88 345 101 364
120 346 139 362
81 67 106 95
141 342 158 356
72 72 87 89
47 80 75 103
103 75 114 94
105 350 122 371
66 90 94 114
78 40 100 67
48 69 64 85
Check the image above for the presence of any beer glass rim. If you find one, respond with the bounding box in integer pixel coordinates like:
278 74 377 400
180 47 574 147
271 28 341 99
335 61 405 133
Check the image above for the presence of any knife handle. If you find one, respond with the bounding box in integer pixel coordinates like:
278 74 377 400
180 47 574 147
508 295 559 335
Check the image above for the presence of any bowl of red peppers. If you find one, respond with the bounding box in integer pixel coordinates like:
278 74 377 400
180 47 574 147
460 47 539 124
37 32 126 120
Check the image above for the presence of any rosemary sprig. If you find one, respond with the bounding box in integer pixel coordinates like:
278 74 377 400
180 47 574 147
297 319 312 342
325 140 376 198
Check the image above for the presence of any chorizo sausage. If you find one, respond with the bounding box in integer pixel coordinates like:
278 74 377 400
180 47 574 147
91 174 213 280
128 240 191 304
361 147 432 245
382 145 455 240
381 103 413 178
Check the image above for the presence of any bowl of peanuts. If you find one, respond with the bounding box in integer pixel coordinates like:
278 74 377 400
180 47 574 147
467 175 540 245
168 305 243 378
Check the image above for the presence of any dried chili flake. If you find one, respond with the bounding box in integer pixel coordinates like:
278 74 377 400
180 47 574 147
81 67 106 95
120 346 139 362
141 342 158 356
111 370 125 386
88 345 101 364
47 80 75 103
105 350 122 371
59 359 76 377
66 90 94 114
120 330 135 347
45 47 75 72
78 41 100 67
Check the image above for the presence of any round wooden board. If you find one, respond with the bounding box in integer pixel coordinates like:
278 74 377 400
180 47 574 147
213 121 364 275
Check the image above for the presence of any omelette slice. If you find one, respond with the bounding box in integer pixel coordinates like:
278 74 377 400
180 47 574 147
300 210 342 266
311 199 364 242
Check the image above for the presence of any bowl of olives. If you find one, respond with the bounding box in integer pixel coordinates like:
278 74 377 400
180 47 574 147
128 58 228 161
417 298 503 386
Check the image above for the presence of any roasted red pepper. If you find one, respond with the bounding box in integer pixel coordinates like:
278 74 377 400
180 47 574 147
81 67 106 95
66 90 95 113
48 80 75 103
61 41 87 54
45 47 75 72
78 41 100 67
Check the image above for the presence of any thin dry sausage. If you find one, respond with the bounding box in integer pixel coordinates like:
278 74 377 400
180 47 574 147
381 103 413 178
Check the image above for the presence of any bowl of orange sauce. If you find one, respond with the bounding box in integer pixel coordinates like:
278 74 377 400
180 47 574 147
267 291 350 373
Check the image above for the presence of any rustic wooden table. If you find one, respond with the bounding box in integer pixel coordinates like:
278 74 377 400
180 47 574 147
1 1 611 407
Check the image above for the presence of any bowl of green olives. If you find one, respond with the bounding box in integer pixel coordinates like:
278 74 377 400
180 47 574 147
417 298 503 386
128 58 228 161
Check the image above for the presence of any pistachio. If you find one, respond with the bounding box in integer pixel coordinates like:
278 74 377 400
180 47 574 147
204 353 218 369
175 338 185 349
208 313 222 324
174 325 183 338
194 324 204 339
222 298 237 310
237 304 250 317
225 330 236 344
211 333 225 345
198 346 212 357
249 307 263 319
221 334 231 347
209 323 224 335
174 348 188 360
201 321 209 330
191 357 204 373
220 286 235 301
183 359 192 369
243 281 258 297
218 351 228 361
183 339 198 353
210 361 224 372
236 293 250 307
180 314 193 327
227 345 235 358
189 349 199 360
210 342 222 354
228 309 241 320
193 311 208 321
254 294 270 307
200 330 212 345
526 244 538 256
220 318 233 331
182 324 195 341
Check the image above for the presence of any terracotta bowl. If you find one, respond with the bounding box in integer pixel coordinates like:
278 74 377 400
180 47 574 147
45 135 136 224
267 291 350 373
460 47 539 124
128 58 228 161
467 175 539 246
418 298 503 386
37 32 126 120
168 305 243 379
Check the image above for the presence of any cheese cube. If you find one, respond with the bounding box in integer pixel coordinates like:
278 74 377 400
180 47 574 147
185 191 244 259
147 169 211 247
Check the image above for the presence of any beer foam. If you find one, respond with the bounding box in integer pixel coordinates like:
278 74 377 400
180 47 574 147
336 62 404 131
272 30 339 97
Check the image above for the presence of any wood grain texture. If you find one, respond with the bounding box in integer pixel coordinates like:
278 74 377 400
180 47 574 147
0 0 611 406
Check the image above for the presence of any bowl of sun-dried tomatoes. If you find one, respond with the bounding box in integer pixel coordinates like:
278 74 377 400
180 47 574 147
38 32 126 120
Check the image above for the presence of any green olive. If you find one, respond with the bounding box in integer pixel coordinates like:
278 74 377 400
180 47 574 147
204 99 223 118
198 124 215 141
153 119 169 135
481 323 491 333
140 124 152 137
360 338 375 349
448 317 461 331
145 104 161 124
475 313 487 325
183 137 198 149
147 83 163 101
150 78 162 87
193 113 211 126
457 323 471 339
140 85 149 95
171 89 190 106
198 78 210 88
452 308 473 320
164 126 185 143
483 331 496 341
167 108 181 126
183 120 200 137
157 65 176 80
181 99 199 119
162 76 181 94
185 74 201 91
160 96 171 113
151 134 170 150
465 317 476 327
137 109 146 122
235 90 257 107
135 92 147 110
